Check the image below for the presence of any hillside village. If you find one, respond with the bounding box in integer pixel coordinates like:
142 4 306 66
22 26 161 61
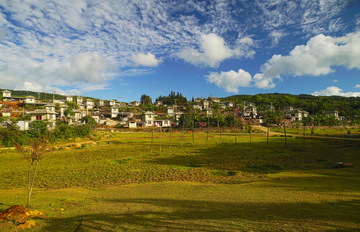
0 90 349 131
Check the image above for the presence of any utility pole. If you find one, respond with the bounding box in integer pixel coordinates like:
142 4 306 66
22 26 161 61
53 91 55 104
174 99 177 125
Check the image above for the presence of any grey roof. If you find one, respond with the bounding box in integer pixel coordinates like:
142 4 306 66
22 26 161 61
26 109 58 115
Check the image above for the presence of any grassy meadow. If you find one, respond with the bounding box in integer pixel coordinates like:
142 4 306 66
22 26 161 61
1 130 360 231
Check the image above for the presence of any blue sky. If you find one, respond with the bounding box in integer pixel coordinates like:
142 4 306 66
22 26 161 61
0 0 360 103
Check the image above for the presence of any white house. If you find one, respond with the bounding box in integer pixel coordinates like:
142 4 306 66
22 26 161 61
76 96 83 105
153 119 171 127
130 101 140 107
24 96 36 104
16 121 31 131
325 110 339 119
166 107 174 117
107 99 116 106
154 101 163 106
2 90 11 98
84 99 94 110
208 96 220 103
96 99 104 108
26 105 58 129
65 95 73 102
142 111 155 127
111 106 119 118
201 100 210 109
59 105 69 118
128 121 137 128
242 102 257 117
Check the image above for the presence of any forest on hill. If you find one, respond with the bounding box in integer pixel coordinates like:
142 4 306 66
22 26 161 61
222 93 360 118
0 89 95 102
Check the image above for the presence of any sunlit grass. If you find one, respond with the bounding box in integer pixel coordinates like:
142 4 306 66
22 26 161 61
0 132 359 231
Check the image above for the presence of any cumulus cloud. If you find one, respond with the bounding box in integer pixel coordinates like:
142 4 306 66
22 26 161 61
355 84 360 89
251 31 360 88
54 52 112 84
131 53 161 67
312 86 360 97
206 69 253 93
177 33 255 68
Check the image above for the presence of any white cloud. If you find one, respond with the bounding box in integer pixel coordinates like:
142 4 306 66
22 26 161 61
312 86 360 97
131 53 161 67
333 80 338 83
355 84 360 89
206 69 253 93
254 31 360 88
177 33 255 68
269 30 287 46
54 52 112 84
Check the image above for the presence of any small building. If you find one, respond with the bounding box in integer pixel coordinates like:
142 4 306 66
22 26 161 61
26 107 58 129
128 121 137 128
16 121 31 131
111 106 119 118
201 100 210 109
76 96 83 105
2 90 11 98
65 95 73 102
153 119 171 127
154 101 163 106
59 105 69 118
166 107 174 117
242 102 257 117
286 108 309 121
84 99 94 110
130 101 140 107
96 99 104 108
174 112 183 121
325 110 339 119
221 101 234 108
142 111 155 127
208 96 220 103
107 99 116 107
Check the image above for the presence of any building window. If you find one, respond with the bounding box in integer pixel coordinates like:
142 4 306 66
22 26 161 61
36 115 41 120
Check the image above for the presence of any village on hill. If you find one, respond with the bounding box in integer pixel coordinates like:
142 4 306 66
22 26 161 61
0 89 353 131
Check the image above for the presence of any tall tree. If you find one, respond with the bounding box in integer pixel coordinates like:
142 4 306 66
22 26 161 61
140 94 152 105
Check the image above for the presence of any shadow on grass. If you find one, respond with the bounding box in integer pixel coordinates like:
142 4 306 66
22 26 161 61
148 138 359 175
41 198 360 231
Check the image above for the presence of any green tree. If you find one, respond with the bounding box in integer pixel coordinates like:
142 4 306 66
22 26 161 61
178 114 192 127
28 120 47 138
140 94 152 105
80 115 97 129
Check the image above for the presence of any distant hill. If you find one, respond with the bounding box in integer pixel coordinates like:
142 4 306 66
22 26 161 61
221 93 360 117
0 89 97 102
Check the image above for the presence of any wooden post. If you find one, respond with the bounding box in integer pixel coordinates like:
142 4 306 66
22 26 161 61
192 127 194 146
151 127 154 154
207 116 209 146
250 126 251 146
181 125 184 148
267 126 269 147
303 124 305 149
169 127 172 151
220 126 222 144
284 122 287 148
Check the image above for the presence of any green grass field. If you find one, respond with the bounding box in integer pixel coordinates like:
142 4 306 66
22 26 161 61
1 131 360 231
